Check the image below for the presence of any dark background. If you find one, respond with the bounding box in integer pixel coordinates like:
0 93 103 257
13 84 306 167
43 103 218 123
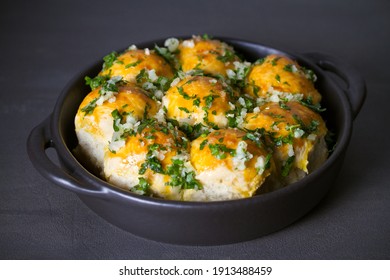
1 0 389 259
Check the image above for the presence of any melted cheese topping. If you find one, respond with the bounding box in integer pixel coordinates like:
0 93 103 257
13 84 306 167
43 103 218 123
100 49 174 82
163 76 234 128
104 122 190 200
244 101 327 179
74 84 158 170
189 129 273 199
245 54 322 104
177 36 240 77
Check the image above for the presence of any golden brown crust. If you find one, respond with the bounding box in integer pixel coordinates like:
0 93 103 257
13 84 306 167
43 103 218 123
163 75 235 128
177 36 241 77
99 49 174 82
244 101 328 186
245 54 321 104
190 129 273 198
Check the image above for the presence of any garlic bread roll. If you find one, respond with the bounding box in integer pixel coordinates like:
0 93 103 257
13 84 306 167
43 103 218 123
99 48 174 83
177 35 241 77
74 82 158 173
163 75 236 129
103 120 200 200
186 129 273 201
245 54 321 105
244 101 328 186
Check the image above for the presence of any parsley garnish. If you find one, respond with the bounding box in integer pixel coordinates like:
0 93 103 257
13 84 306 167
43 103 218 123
217 50 235 63
178 107 190 113
85 75 109 90
293 114 319 134
202 107 219 129
273 134 294 146
301 66 317 82
264 154 272 170
282 156 295 177
136 68 148 84
283 64 294 72
300 97 326 112
243 132 263 147
165 159 202 190
202 34 213 40
279 102 291 110
203 94 219 109
254 57 265 65
271 57 281 66
102 51 118 70
154 44 177 65
125 60 142 68
209 144 236 160
193 98 201 107
81 98 98 115
111 109 122 132
177 86 192 100
139 144 165 175
199 139 208 150
131 177 150 195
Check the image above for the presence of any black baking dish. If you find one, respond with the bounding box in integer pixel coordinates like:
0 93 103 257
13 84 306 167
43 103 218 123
27 37 366 245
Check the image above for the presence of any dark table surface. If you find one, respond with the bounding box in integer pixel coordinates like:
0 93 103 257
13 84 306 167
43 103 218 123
1 0 389 259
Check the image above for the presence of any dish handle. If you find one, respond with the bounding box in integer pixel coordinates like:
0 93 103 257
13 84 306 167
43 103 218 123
303 52 366 120
27 116 105 198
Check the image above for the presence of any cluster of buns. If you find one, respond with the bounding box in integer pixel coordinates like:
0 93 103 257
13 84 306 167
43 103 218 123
74 35 328 201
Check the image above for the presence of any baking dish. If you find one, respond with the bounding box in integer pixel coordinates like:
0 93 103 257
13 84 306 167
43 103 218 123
27 37 366 245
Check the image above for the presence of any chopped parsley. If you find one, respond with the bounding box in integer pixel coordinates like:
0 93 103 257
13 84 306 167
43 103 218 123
125 60 142 68
99 76 122 95
293 114 320 134
273 132 294 146
85 75 109 90
283 64 294 72
202 107 219 129
254 57 265 65
135 68 148 84
281 156 295 177
80 98 98 115
217 50 235 63
131 177 150 195
251 83 260 97
209 143 236 160
301 66 317 82
279 102 291 110
177 86 193 100
264 154 272 170
139 144 165 175
111 109 122 132
199 139 208 150
154 44 177 64
243 132 264 148
165 159 202 190
173 121 210 140
178 107 190 113
203 94 219 109
80 76 123 116
135 68 170 100
271 56 281 66
202 34 213 40
300 97 326 112
193 97 201 107
102 51 118 70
